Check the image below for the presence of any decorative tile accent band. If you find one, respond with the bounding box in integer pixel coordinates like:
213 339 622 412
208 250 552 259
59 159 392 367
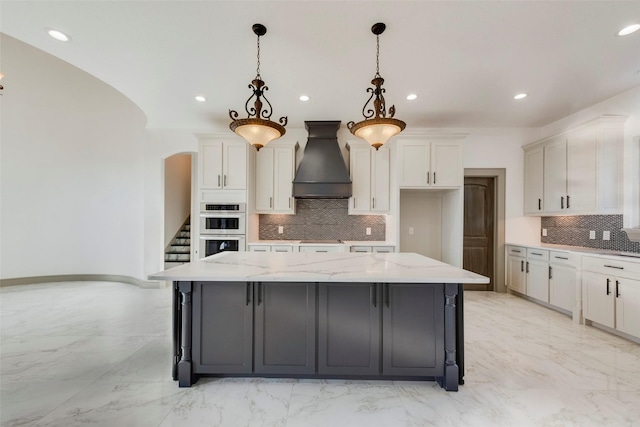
259 199 386 241
541 214 640 253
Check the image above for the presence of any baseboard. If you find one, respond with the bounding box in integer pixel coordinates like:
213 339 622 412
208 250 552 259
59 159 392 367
0 274 167 289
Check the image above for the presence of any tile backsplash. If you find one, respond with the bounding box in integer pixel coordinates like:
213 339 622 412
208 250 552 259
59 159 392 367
259 199 386 241
541 215 640 253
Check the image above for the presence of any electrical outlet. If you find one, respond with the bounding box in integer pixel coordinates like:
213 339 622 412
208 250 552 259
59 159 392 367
278 226 284 234
589 230 596 240
542 228 547 237
603 230 611 241
409 227 414 235
366 227 371 235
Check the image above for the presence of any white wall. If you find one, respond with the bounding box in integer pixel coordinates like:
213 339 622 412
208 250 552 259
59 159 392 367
164 153 192 248
0 35 147 280
143 130 197 277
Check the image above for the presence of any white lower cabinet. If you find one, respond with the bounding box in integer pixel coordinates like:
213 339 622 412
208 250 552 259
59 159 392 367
582 255 640 339
549 252 577 313
248 244 294 253
506 246 526 294
525 249 550 302
350 245 395 253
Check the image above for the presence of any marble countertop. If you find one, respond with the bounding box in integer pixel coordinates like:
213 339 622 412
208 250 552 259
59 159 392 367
149 252 489 284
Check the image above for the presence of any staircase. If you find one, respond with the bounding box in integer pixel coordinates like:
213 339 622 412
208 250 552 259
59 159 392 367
164 217 191 269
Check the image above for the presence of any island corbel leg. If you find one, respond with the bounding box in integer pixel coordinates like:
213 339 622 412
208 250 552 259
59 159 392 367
441 283 459 391
177 281 196 387
172 281 181 381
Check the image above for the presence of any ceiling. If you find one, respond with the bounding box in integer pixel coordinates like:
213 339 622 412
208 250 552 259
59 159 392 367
2 1 639 133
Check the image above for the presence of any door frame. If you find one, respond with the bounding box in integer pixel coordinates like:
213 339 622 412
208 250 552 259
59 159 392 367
464 168 506 293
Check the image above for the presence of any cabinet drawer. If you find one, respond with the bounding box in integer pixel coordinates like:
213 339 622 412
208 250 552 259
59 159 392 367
373 246 395 253
507 245 526 257
299 245 345 253
271 245 294 253
549 251 577 266
249 245 271 252
527 248 549 261
350 246 372 253
582 256 640 277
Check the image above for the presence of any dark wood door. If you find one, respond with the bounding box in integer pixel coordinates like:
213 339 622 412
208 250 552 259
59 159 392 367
463 177 495 291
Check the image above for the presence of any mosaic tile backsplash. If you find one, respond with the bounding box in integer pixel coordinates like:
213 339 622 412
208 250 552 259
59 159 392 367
541 215 640 253
259 199 386 241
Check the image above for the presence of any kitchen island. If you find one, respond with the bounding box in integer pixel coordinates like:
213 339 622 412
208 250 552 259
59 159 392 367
149 252 488 391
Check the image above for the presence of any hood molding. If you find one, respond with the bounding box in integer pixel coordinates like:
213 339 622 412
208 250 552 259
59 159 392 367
292 121 352 199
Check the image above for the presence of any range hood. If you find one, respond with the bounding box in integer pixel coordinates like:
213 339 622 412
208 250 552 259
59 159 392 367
292 121 352 199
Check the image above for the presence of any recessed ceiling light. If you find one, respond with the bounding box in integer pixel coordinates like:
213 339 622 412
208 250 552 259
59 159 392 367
618 24 640 36
195 95 206 102
406 94 418 100
514 93 528 100
46 28 71 42
299 95 309 102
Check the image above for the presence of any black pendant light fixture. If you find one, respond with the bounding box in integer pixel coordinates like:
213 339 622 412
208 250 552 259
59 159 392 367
229 24 287 150
347 23 405 150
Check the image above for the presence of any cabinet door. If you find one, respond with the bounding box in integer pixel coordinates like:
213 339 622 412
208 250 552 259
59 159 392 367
255 147 274 211
543 137 567 214
192 282 253 374
526 259 549 303
431 141 462 187
350 147 372 212
583 272 615 328
382 283 444 376
318 283 380 375
249 245 271 252
399 141 430 187
507 255 526 294
524 146 544 214
199 141 223 189
615 277 640 338
254 282 316 374
371 146 390 212
549 264 576 312
567 129 597 212
273 147 295 212
222 142 247 189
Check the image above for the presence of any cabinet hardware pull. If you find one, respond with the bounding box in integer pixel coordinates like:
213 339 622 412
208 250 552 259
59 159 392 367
224 175 227 187
606 278 611 295
512 249 522 253
353 197 356 208
526 261 529 273
531 252 542 256
372 197 375 209
561 196 565 209
371 284 377 308
616 280 620 298
604 265 624 270
269 197 272 208
538 198 542 210
258 283 263 305
246 283 252 306
555 256 569 260
218 175 221 187
520 260 524 272
567 195 570 209
549 266 553 280
427 172 430 184
385 284 390 307
433 172 436 184
317 250 328 252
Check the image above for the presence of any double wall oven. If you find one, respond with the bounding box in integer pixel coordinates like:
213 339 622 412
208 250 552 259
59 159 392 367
199 203 246 258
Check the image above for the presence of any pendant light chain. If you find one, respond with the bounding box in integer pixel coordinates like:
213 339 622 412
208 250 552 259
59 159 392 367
375 33 381 78
256 33 261 79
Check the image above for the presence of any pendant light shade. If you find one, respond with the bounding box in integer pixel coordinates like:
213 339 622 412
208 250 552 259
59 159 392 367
347 23 405 150
229 24 287 150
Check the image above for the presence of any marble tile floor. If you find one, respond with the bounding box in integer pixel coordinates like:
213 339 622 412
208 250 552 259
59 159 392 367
1 281 639 427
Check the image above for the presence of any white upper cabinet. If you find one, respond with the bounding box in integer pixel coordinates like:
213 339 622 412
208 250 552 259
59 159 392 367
255 142 298 214
523 115 626 216
199 140 247 190
347 143 390 214
398 139 463 188
524 146 544 214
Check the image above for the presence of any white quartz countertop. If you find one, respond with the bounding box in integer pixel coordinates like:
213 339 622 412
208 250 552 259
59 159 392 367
248 240 395 246
149 252 489 284
507 243 640 261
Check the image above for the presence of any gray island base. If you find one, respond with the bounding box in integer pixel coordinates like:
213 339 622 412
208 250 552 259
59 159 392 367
149 252 489 392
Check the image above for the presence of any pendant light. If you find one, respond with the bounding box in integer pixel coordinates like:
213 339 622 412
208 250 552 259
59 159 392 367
229 24 287 150
347 23 405 150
